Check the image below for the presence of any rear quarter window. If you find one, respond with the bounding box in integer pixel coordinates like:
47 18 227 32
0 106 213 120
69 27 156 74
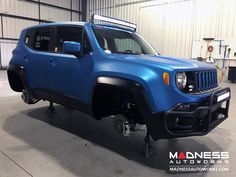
24 30 33 47
25 35 30 45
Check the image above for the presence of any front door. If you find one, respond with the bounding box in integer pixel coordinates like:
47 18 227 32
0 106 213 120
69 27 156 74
48 26 93 105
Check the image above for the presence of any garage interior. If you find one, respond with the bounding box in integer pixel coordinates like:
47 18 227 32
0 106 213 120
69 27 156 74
0 0 236 177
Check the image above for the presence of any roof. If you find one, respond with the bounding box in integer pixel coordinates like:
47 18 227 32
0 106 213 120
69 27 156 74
24 21 135 33
25 21 87 30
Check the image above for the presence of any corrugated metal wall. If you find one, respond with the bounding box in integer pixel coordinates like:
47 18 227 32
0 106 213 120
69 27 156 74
87 0 236 59
0 0 82 68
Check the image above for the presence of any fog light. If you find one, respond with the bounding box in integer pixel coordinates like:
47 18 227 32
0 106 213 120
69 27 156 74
217 113 225 119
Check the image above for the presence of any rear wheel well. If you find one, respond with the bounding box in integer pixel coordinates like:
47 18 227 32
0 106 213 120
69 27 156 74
7 70 24 92
92 84 144 124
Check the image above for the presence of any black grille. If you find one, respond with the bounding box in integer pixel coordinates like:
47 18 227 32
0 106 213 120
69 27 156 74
194 70 218 92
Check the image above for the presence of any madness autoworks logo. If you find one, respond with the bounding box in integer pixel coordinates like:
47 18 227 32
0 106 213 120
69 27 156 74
168 151 230 172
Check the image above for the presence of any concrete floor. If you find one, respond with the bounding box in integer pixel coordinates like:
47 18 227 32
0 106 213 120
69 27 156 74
0 70 236 177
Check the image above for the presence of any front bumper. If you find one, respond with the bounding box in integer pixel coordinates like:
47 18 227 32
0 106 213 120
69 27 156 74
148 87 231 140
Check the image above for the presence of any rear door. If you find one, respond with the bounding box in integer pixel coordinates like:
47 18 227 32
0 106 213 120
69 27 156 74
25 27 56 90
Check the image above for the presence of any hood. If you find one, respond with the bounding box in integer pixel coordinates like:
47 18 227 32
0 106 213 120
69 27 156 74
108 54 216 71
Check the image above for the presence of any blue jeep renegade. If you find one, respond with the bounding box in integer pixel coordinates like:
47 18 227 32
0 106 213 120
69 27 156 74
8 15 231 156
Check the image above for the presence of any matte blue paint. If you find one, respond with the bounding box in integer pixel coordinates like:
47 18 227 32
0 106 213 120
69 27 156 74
10 22 218 112
63 41 81 54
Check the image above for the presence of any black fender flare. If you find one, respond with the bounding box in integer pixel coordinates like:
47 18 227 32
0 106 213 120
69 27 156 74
94 76 162 140
95 76 152 112
7 64 32 94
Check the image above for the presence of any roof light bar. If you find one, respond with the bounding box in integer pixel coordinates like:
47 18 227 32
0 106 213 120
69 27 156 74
90 14 137 31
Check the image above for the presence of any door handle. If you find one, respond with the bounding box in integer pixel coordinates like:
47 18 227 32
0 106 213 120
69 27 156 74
24 56 29 62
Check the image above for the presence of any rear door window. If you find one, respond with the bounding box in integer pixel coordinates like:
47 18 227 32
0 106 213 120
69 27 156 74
33 29 52 52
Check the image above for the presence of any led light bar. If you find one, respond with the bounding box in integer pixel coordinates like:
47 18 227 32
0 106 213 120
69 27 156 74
90 14 137 31
217 92 230 102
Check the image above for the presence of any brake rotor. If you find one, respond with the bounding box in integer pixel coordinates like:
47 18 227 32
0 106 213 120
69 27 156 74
112 114 133 136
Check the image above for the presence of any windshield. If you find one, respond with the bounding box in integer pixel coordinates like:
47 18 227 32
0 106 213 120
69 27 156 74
92 25 158 55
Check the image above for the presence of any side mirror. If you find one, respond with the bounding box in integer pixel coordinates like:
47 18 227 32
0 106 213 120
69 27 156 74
63 41 82 57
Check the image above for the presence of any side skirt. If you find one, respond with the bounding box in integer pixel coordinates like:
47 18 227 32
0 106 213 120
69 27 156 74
32 88 93 116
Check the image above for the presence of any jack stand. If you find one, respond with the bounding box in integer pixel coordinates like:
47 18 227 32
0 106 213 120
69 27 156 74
47 101 56 125
48 101 55 113
144 130 154 158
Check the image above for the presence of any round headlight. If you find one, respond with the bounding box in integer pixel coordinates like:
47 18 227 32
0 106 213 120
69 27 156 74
176 72 187 89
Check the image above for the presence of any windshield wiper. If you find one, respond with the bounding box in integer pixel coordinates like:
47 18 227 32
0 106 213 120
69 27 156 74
145 53 159 57
115 51 142 55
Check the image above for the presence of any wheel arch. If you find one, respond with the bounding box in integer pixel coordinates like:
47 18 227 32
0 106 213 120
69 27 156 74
7 64 31 93
91 76 153 119
91 76 167 141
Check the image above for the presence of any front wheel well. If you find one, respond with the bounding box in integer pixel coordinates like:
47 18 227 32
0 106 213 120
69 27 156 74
92 84 144 124
7 70 24 92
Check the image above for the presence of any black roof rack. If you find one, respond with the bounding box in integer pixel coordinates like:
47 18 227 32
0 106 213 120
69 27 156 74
90 14 137 31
